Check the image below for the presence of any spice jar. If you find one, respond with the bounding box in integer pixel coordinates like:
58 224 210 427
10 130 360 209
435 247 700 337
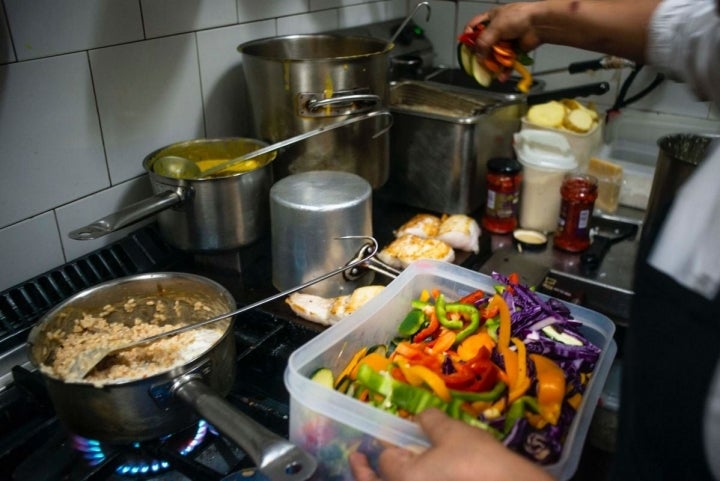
482 157 522 234
554 174 598 252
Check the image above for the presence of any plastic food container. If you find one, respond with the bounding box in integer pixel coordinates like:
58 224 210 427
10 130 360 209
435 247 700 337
521 117 603 172
514 130 578 233
285 260 617 481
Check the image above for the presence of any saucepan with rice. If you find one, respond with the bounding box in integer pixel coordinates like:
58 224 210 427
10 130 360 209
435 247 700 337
27 272 317 481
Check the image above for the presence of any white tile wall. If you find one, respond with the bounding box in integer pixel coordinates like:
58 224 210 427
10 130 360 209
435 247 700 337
1 0 718 292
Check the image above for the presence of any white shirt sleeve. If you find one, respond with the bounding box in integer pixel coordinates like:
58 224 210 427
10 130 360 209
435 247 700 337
647 0 720 104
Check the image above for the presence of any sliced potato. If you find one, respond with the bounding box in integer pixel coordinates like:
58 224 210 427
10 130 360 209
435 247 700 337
527 101 566 128
564 108 594 133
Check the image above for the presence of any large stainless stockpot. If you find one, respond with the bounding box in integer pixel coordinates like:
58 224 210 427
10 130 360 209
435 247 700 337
239 34 392 189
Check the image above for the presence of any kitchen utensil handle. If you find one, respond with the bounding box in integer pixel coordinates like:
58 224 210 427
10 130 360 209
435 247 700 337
68 190 182 240
174 377 317 481
200 110 393 178
526 81 610 106
389 2 431 45
568 57 635 73
580 236 612 270
305 94 381 113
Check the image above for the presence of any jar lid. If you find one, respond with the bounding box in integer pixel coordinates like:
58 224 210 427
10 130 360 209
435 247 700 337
513 130 578 172
487 157 522 174
512 229 548 251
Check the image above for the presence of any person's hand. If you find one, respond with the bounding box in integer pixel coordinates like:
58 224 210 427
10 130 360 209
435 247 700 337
463 3 543 60
348 408 556 481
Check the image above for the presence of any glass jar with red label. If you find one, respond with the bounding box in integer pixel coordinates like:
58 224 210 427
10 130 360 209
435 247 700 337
482 157 522 234
554 174 598 252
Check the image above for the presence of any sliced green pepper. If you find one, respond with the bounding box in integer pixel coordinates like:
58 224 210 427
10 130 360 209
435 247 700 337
503 395 540 434
449 381 507 403
356 364 502 438
445 302 480 344
435 294 463 330
397 309 426 337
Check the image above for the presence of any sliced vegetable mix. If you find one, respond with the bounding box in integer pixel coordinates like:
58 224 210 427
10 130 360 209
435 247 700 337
314 272 602 465
457 23 534 93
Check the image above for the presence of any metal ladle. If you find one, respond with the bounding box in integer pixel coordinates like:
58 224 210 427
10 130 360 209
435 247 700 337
153 109 393 179
64 236 380 381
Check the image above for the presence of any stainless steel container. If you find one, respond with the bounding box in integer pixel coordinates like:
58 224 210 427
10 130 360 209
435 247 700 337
643 133 719 243
238 34 391 189
377 80 523 213
270 171 373 298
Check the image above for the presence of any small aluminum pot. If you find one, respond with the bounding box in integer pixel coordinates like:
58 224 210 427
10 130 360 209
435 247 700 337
27 272 317 481
69 138 276 252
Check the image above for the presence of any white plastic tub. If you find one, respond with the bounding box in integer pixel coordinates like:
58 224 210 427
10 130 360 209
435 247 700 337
285 260 617 481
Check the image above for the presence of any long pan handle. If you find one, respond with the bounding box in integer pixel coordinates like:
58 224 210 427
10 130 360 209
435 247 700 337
526 81 610 106
174 377 317 481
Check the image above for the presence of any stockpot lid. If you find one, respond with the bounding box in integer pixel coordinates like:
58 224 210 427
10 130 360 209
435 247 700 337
513 130 578 172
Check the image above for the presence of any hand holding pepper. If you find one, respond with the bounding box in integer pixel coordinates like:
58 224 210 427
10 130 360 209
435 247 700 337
464 3 542 62
349 408 557 481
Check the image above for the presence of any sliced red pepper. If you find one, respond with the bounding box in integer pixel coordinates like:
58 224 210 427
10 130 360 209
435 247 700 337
413 309 440 343
458 289 485 305
441 362 477 389
466 347 498 392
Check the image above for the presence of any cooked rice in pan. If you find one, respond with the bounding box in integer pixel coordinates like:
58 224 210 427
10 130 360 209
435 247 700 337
39 297 227 385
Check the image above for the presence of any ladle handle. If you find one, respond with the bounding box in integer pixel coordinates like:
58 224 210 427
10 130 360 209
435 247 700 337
389 2 431 45
199 109 394 178
68 190 182 240
124 236 381 347
174 377 317 481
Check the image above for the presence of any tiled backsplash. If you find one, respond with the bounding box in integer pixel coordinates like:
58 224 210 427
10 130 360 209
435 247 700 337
0 0 717 292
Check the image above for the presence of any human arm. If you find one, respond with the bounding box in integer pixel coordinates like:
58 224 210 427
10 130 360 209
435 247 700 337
464 0 661 64
348 408 556 481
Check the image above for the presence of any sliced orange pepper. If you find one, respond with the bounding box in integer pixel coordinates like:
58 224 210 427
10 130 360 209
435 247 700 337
456 331 496 361
428 329 456 356
513 60 533 93
397 363 451 402
493 294 512 349
567 392 583 410
334 346 368 389
483 57 502 73
530 353 566 425
492 41 514 57
493 51 515 68
351 352 391 379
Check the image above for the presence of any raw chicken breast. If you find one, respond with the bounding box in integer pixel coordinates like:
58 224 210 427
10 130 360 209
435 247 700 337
377 234 455 269
436 214 481 254
394 213 441 239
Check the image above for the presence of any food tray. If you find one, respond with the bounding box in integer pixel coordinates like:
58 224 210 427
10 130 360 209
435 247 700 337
285 260 617 481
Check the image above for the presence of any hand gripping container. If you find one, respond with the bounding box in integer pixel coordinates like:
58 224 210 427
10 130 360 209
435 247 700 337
285 260 617 481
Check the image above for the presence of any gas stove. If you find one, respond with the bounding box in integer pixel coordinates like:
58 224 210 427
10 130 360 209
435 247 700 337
0 224 325 481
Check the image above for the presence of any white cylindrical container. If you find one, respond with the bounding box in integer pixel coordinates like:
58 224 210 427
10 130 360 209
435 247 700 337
270 171 373 298
514 130 578 233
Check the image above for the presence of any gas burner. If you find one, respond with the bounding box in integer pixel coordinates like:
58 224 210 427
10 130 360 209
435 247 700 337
73 420 211 477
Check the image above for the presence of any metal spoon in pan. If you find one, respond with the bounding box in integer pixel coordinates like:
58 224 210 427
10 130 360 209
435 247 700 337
153 109 393 179
65 236 380 381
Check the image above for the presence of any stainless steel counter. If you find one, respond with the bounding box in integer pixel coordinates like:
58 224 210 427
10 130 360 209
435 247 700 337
472 206 645 326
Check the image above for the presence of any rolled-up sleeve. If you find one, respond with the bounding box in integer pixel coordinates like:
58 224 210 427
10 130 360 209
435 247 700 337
647 0 720 104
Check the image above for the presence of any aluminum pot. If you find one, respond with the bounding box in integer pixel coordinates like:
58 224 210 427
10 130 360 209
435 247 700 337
26 272 316 481
238 34 391 188
70 138 276 252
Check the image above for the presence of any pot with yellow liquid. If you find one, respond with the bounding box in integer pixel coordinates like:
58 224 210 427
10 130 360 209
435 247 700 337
69 138 276 251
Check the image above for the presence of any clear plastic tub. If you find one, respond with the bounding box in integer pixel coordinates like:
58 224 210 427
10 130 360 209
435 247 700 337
285 260 617 481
